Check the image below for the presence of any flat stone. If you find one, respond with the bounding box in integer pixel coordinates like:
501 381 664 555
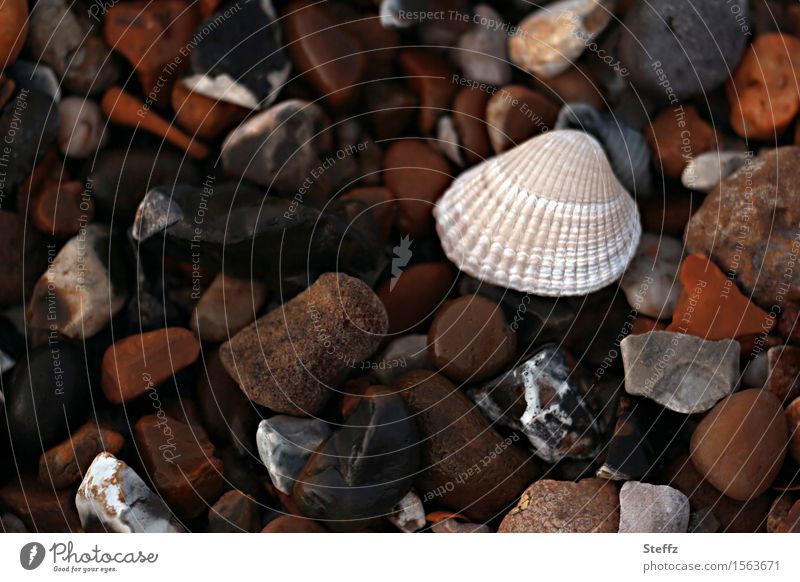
207 490 260 533
621 234 682 320
39 423 125 489
620 331 739 414
499 478 619 533
191 273 268 343
76 452 183 533
618 481 690 533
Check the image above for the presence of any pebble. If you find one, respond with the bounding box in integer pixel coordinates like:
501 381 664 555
535 64 604 110
767 496 793 533
220 273 387 416
31 180 94 238
765 346 800 403
39 423 125 489
387 491 426 533
452 87 492 165
428 295 516 382
186 0 290 109
0 211 46 306
172 81 248 141
76 452 183 533
509 0 614 79
619 0 749 100
618 482 690 533
690 389 788 501
221 99 328 191
431 518 491 533
499 478 620 533
57 97 107 159
0 513 27 533
620 331 739 414
1 476 81 532
645 106 717 178
208 491 260 533
373 334 431 385
101 327 200 404
787 397 800 464
471 344 601 462
0 0 28 67
191 273 268 343
685 148 800 308
383 140 452 238
377 262 456 335
262 515 326 533
596 395 651 481
364 80 417 141
620 233 682 319
399 50 458 134
485 85 558 154
135 414 224 518
455 4 511 86
742 352 769 388
772 499 800 533
729 33 800 139
667 254 774 341
394 370 538 522
340 186 397 240
436 115 465 167
256 416 331 495
292 386 419 530
681 151 750 193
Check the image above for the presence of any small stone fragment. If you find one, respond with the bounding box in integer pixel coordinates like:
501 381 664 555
499 478 619 533
787 396 800 464
58 97 107 159
399 50 458 134
191 273 268 343
681 151 750 193
620 234 682 320
39 423 125 489
645 106 717 178
31 180 94 238
767 496 794 533
172 81 248 141
76 452 183 533
377 263 456 335
618 481 690 533
387 491 426 533
452 87 492 166
773 500 800 533
765 346 800 403
486 85 558 154
456 5 511 86
208 490 260 533
596 395 652 481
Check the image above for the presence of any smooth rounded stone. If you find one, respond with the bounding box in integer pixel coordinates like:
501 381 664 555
618 0 749 100
0 0 27 67
135 414 224 518
383 140 452 238
469 344 601 463
220 273 387 416
787 397 800 464
32 181 94 238
377 263 457 335
172 81 248 141
58 97 107 159
431 518 491 533
373 334 431 385
283 1 365 109
742 352 769 388
208 490 260 533
688 507 720 533
399 50 458 134
387 490 426 533
645 106 717 179
535 64 604 110
499 478 620 533
26 225 127 340
88 148 201 222
5 342 91 458
28 0 119 94
262 514 326 533
690 389 788 501
101 327 200 404
620 331 739 414
76 453 183 533
766 346 800 403
428 295 516 382
555 102 653 197
452 87 492 166
681 151 750 193
394 371 538 523
0 513 27 533
485 85 558 154
292 387 420 531
0 476 81 532
186 0 290 109
256 416 331 495
191 273 268 343
0 210 47 306
618 481 690 533
620 234 682 319
455 4 511 86
221 99 328 191
364 80 417 141
39 423 125 489
340 186 396 240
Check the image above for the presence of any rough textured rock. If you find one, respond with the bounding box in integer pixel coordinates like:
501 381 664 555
499 478 619 533
765 345 800 403
39 423 125 489
685 147 800 308
620 331 739 414
618 481 690 533
191 273 268 343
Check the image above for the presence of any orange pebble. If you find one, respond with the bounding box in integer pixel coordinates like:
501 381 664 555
0 0 28 68
171 81 248 141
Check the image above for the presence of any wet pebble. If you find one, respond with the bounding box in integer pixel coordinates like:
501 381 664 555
39 423 125 489
58 97 107 159
377 262 456 335
191 273 268 343
618 481 690 533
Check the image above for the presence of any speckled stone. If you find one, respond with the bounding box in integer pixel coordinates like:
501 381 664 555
618 481 690 533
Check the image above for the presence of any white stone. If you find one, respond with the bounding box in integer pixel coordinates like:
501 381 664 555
619 481 690 533
387 491 426 533
58 97 107 159
256 416 331 494
681 151 750 193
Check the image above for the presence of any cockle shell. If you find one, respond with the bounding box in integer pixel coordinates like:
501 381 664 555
433 129 641 296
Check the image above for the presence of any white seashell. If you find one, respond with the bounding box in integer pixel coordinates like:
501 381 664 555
433 129 641 296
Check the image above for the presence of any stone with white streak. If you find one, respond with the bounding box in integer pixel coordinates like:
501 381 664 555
387 490 426 533
619 481 690 533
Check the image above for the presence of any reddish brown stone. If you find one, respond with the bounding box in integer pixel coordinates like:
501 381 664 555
535 64 604 110
485 85 558 154
631 315 667 335
191 273 268 343
399 49 458 134
787 396 800 464
765 345 800 403
774 499 800 532
767 496 793 532
452 87 492 165
641 189 696 237
0 74 15 110
667 254 774 341
383 140 452 238
172 81 248 141
364 81 417 141
261 515 326 532
39 423 125 489
645 105 717 178
0 0 28 67
377 262 456 335
32 180 94 238
0 476 81 532
498 479 620 533
341 187 396 240
779 301 800 343
208 490 260 533
0 210 46 306
135 414 224 518
101 327 201 404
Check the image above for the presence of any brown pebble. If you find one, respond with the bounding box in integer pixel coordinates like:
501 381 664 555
0 0 28 68
645 105 717 178
787 396 800 464
377 262 456 335
341 187 396 240
452 87 492 165
486 85 558 154
774 499 800 532
208 490 260 533
0 476 81 532
399 49 458 134
262 515 326 532
135 414 224 518
32 181 94 238
101 327 201 404
172 81 249 141
767 496 794 532
535 64 604 110
394 370 538 522
364 81 418 141
0 210 47 306
428 295 516 382
383 140 451 238
690 389 788 501
191 273 268 343
39 423 125 489
498 478 620 533
766 345 800 403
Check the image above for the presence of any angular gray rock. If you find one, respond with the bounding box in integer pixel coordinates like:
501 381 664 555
618 481 690 533
620 331 739 414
